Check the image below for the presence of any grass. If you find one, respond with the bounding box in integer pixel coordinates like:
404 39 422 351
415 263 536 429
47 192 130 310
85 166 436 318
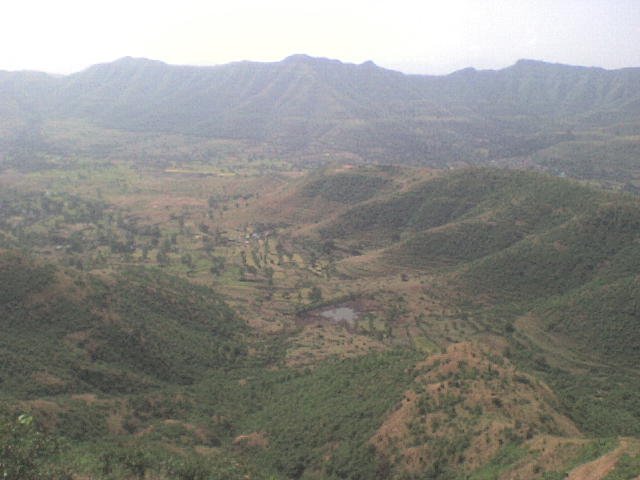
604 452 640 480
541 438 619 479
467 443 529 480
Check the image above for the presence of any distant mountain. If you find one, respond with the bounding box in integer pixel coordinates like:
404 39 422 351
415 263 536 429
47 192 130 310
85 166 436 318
426 59 640 118
1 55 639 168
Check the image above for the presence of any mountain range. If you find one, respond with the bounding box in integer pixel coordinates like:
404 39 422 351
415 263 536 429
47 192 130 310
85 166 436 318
1 55 640 178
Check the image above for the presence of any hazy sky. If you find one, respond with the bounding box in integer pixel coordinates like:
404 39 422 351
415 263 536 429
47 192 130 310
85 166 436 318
2 0 639 75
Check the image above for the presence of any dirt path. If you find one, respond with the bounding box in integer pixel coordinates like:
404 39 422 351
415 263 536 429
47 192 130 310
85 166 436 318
567 439 628 480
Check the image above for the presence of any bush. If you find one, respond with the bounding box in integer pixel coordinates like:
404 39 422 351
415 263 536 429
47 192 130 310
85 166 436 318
0 413 71 480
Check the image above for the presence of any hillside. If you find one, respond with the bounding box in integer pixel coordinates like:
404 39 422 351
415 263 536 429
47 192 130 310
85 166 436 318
317 169 640 365
0 250 247 397
321 168 596 247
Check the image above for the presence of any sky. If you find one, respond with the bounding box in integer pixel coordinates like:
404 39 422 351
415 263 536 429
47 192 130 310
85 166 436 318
1 0 639 75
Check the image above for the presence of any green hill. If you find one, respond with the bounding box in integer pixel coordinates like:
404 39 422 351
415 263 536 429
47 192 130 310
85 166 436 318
0 250 246 398
322 169 596 247
302 170 393 204
319 168 640 369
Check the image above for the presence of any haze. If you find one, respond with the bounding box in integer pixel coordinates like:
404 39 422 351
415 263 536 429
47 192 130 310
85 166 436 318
2 0 639 74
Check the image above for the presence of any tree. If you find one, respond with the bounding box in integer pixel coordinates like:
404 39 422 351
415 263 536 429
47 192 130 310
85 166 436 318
308 286 322 304
210 256 226 276
156 250 169 265
181 253 194 268
265 266 275 286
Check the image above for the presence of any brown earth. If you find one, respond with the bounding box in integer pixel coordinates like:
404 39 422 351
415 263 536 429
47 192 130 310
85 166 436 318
568 439 629 480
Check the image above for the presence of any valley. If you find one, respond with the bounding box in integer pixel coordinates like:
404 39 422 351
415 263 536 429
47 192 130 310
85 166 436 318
1 55 640 479
2 153 640 479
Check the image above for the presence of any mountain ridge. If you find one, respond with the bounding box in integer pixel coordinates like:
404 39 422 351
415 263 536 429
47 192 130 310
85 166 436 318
4 54 639 77
1 54 640 180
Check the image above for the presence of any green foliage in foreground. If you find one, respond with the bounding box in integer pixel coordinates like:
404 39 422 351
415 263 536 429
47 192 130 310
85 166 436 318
1 350 418 479
0 413 257 480
84 442 255 480
251 351 418 479
190 349 420 479
541 438 618 480
0 412 71 480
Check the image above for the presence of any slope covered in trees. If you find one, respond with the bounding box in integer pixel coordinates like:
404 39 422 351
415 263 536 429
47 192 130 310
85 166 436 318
0 250 247 397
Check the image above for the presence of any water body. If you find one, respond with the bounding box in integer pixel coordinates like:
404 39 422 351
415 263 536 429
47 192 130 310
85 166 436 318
320 307 358 327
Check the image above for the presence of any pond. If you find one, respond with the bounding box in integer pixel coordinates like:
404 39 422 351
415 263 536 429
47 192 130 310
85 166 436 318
319 307 358 327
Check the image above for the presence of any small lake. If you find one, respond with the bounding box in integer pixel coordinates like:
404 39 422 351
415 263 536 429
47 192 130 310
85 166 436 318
320 307 358 327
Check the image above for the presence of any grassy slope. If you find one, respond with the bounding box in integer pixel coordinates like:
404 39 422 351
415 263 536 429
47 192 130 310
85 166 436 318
0 250 247 398
0 248 421 479
324 168 596 250
301 170 393 204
